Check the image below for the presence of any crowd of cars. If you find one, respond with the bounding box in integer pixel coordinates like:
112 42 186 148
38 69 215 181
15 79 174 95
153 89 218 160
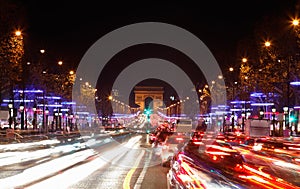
148 126 300 189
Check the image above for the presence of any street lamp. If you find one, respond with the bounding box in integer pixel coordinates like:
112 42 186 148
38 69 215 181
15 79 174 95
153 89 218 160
15 30 22 36
45 107 49 133
293 19 299 26
231 111 235 132
246 111 251 119
69 113 74 131
242 57 247 63
65 111 69 133
283 105 289 134
20 102 25 130
241 111 245 133
33 103 37 130
259 108 264 119
264 41 271 47
8 102 13 129
54 110 58 131
271 106 276 136
58 109 62 130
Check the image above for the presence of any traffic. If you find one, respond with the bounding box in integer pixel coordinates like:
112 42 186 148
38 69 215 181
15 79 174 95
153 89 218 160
147 116 300 189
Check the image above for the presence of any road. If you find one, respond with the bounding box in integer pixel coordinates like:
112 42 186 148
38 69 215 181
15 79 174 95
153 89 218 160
2 130 300 189
0 132 169 189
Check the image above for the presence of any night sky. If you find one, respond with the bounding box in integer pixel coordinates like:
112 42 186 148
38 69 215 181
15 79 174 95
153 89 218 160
8 0 299 107
14 0 297 105
20 0 297 70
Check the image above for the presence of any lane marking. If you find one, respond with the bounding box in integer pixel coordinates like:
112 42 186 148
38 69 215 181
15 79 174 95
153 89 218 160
123 150 145 189
134 150 153 189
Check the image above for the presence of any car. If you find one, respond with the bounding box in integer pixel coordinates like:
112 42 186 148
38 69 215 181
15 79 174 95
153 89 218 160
167 142 246 189
160 134 190 167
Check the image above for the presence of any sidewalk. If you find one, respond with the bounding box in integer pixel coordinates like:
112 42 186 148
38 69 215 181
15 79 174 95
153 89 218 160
0 129 82 144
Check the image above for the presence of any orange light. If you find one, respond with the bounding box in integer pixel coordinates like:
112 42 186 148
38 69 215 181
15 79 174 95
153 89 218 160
15 30 22 36
212 155 217 161
293 19 299 26
265 41 271 47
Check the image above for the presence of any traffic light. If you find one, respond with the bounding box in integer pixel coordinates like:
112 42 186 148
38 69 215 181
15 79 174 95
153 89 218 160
290 116 295 122
144 108 152 117
289 111 296 123
144 108 152 122
144 108 151 115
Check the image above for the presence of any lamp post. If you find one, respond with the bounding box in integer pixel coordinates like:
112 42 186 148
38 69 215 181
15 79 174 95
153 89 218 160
241 111 245 133
58 108 62 130
20 102 25 130
69 113 74 131
65 111 69 133
45 107 49 133
54 110 58 131
8 102 13 129
246 111 251 119
231 111 235 132
259 108 264 120
33 103 37 130
271 106 276 136
283 105 289 135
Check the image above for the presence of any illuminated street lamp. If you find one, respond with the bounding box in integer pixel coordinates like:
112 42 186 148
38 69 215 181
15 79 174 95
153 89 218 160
293 19 299 26
259 108 264 119
20 102 25 130
246 111 251 119
54 110 59 131
58 109 62 130
15 30 22 36
271 106 276 136
8 102 13 129
283 105 289 133
45 107 49 133
264 41 271 47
